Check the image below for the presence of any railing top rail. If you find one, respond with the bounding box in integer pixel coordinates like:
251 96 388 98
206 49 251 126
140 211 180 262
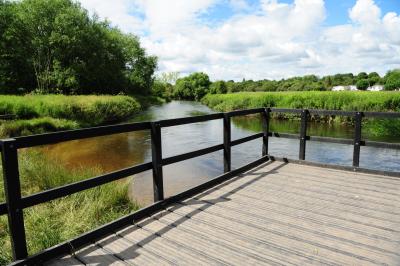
270 108 400 118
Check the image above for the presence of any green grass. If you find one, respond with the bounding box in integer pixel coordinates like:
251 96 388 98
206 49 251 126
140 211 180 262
202 91 400 112
0 94 145 137
202 91 400 137
0 149 138 265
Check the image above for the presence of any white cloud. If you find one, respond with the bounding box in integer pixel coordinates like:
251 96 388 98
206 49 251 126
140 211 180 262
77 0 400 80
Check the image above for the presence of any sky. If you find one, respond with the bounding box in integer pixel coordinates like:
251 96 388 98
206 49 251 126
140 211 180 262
77 0 400 81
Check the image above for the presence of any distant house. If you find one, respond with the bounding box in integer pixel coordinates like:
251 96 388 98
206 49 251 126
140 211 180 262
332 85 358 91
367 85 384 91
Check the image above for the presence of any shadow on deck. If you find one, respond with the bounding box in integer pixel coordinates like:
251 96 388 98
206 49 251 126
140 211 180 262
47 161 400 265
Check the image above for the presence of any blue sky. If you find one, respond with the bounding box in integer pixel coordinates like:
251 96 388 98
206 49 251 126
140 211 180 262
79 0 400 80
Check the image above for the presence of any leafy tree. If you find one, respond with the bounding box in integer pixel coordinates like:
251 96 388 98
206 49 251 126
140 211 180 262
173 72 210 100
356 79 369 90
209 80 227 94
368 72 381 86
384 70 400 91
356 72 368 81
0 0 157 95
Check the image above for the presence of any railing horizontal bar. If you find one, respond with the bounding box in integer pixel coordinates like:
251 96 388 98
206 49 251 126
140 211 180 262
162 144 224 166
308 136 353 145
158 113 223 127
0 114 16 120
269 155 400 178
231 133 263 146
14 122 151 149
270 108 303 114
363 112 400 118
308 109 356 116
364 140 400 149
228 108 264 117
269 132 299 139
0 203 7 215
19 162 152 209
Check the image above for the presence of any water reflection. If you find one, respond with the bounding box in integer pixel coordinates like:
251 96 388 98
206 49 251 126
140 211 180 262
39 101 400 206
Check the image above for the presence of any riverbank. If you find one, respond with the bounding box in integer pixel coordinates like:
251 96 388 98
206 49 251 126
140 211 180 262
202 91 400 113
0 94 164 137
0 149 138 264
202 91 400 136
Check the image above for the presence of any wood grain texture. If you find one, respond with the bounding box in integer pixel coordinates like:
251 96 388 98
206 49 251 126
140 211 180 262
47 161 400 265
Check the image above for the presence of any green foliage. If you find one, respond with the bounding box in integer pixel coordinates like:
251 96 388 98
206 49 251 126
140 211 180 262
0 95 142 137
384 70 400 91
0 149 138 264
0 0 157 95
209 80 227 94
173 72 211 100
202 91 400 113
0 117 78 137
356 79 369 90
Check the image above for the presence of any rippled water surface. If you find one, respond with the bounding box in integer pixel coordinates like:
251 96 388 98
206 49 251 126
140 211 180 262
41 101 400 205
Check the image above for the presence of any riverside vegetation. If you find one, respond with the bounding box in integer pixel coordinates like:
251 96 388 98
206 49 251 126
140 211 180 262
202 91 400 137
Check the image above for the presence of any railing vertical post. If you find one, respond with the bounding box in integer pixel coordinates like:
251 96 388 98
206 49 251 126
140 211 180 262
0 139 28 260
299 109 308 160
150 122 164 201
262 108 270 156
223 113 231 172
353 112 363 167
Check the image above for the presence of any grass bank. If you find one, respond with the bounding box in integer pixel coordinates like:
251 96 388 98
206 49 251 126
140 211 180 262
0 94 163 137
202 91 400 112
0 149 138 265
202 91 400 137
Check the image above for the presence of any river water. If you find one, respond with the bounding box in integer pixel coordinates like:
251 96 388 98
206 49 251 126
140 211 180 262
42 101 400 205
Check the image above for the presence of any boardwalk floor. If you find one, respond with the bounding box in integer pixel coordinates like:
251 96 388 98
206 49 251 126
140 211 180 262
47 161 400 265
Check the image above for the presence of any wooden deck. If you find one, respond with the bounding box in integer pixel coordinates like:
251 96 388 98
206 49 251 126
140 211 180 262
47 161 400 266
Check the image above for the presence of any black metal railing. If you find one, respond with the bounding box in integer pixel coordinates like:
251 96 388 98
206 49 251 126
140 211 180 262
1 107 400 265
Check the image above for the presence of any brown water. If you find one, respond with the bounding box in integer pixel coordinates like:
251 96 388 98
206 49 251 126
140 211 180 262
40 101 400 205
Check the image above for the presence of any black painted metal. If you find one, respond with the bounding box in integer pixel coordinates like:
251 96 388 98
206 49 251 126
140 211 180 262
0 139 28 260
158 113 223 127
2 106 400 265
223 113 231 173
299 110 309 160
19 163 153 209
228 108 264 117
14 122 151 149
162 144 224 166
231 133 263 147
353 112 363 167
262 108 270 156
150 122 164 202
0 203 7 216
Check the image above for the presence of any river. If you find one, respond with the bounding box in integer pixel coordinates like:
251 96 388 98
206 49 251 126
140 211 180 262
42 101 400 205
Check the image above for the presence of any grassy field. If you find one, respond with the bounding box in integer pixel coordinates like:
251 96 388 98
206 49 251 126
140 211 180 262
0 95 145 137
0 149 138 265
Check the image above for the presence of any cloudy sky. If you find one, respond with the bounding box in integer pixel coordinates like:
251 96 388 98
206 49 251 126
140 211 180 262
78 0 400 80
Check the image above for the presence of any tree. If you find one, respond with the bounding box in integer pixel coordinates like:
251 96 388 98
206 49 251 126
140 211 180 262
384 70 400 91
173 72 211 100
356 79 369 90
0 0 157 95
368 72 381 86
356 72 368 81
209 80 227 94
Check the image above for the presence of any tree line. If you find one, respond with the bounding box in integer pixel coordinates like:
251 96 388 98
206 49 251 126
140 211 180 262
0 0 157 95
154 70 400 100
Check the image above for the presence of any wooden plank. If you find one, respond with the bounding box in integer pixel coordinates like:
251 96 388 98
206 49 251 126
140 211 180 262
73 244 128 265
116 221 222 265
169 202 399 265
45 255 84 266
